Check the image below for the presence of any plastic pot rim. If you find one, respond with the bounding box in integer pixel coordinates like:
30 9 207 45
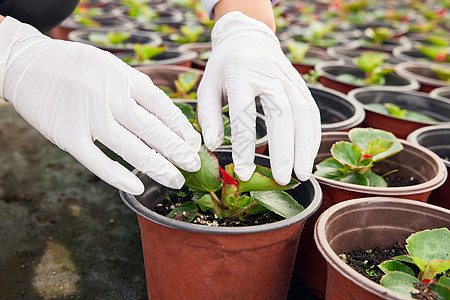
116 49 198 67
395 61 450 88
407 123 450 168
119 150 323 234
314 196 450 300
348 87 450 126
315 60 420 91
430 86 450 101
314 131 448 195
307 84 366 131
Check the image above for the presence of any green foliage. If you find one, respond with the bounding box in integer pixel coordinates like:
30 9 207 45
432 66 450 82
364 27 395 45
302 21 339 47
168 148 304 222
417 44 450 63
122 44 167 65
286 42 310 63
379 228 450 299
161 71 200 100
314 128 403 187
88 31 131 46
121 0 158 21
170 24 205 44
367 103 439 124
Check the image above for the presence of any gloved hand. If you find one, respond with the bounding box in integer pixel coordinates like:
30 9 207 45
197 11 321 185
0 16 201 195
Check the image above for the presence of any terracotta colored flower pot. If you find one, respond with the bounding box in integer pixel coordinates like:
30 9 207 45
178 42 212 70
315 61 419 94
395 61 450 93
430 86 450 102
308 85 365 131
348 88 450 139
116 48 198 68
408 124 450 209
314 197 450 299
119 150 322 299
293 131 447 299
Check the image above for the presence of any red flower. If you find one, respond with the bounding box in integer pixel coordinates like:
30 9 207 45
422 279 436 284
219 167 238 186
361 154 373 160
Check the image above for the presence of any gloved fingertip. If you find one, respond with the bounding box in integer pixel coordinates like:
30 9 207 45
183 152 201 172
296 173 312 182
120 176 145 195
234 164 256 182
159 172 185 190
203 127 223 151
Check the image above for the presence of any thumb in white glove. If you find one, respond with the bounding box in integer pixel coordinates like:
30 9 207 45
0 16 201 195
197 12 321 185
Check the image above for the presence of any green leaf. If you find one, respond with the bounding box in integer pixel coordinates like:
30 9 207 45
336 74 365 85
166 201 197 222
353 51 389 73
406 228 450 275
367 103 389 114
348 128 403 162
238 165 299 192
314 167 346 181
315 157 345 170
134 44 166 62
393 255 415 264
174 102 196 120
340 171 369 186
331 141 372 169
287 41 310 63
438 277 450 288
385 103 406 118
196 194 219 214
106 31 130 44
378 260 415 276
179 147 222 192
431 283 450 300
251 190 304 219
380 271 420 298
365 138 394 157
431 66 450 82
177 71 199 94
366 171 388 187
403 110 439 123
364 27 394 45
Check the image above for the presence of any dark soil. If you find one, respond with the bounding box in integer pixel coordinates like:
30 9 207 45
339 242 409 284
384 175 419 187
153 189 284 227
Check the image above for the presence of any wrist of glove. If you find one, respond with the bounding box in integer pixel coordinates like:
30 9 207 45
0 16 201 194
197 11 321 185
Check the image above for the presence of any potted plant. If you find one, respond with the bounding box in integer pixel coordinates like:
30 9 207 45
393 44 450 65
168 23 210 45
358 25 411 53
119 149 322 299
314 197 450 299
348 88 450 139
308 84 365 131
407 124 450 210
68 27 162 53
293 128 448 299
116 44 197 67
282 41 333 74
395 61 450 93
315 52 419 94
327 43 404 65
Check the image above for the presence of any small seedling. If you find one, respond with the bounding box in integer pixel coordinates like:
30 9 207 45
160 71 200 100
315 128 403 187
121 0 158 22
72 4 102 27
303 69 322 85
170 24 205 44
366 103 439 123
285 42 322 65
122 44 167 65
432 65 450 82
364 27 395 46
167 148 304 222
302 20 339 48
379 228 450 299
336 51 394 85
88 31 131 46
417 44 450 63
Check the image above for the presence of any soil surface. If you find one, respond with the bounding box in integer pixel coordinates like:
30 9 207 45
154 189 284 227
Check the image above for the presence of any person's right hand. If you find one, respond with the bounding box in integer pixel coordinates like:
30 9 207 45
0 16 201 195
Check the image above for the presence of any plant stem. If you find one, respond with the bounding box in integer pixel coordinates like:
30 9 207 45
229 202 258 219
210 191 226 209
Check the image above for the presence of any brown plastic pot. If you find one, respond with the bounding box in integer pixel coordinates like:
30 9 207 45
314 197 450 299
315 61 419 94
395 61 450 93
178 42 212 70
293 131 447 299
348 87 450 139
408 124 450 209
119 150 322 299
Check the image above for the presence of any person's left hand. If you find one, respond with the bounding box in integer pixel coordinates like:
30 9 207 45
197 11 321 185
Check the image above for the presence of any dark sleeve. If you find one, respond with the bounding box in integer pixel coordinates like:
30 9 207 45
0 0 80 32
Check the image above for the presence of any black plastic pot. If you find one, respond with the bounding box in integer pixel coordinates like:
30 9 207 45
116 48 197 68
393 45 450 65
68 27 162 53
349 88 450 139
314 197 450 299
395 61 450 93
408 124 450 210
327 44 404 65
308 85 365 131
357 36 411 54
315 60 419 94
430 86 450 101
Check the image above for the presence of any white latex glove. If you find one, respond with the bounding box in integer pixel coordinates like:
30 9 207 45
197 12 321 185
0 16 201 195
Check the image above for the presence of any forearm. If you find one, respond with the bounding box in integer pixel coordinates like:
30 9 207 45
213 0 276 32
